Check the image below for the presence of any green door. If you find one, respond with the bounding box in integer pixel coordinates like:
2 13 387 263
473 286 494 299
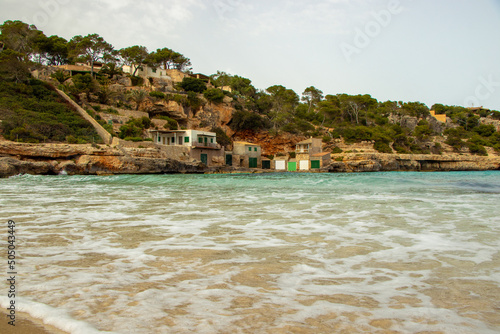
288 161 297 172
262 160 271 169
311 160 321 169
226 154 233 166
201 154 208 165
249 157 258 168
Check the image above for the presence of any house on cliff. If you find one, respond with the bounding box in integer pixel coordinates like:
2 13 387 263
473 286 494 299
149 129 224 166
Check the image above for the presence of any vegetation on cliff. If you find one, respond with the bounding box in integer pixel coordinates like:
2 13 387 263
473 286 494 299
0 75 101 143
1 19 500 156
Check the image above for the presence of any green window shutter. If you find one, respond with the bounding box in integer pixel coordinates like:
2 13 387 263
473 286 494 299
198 137 203 143
249 147 252 152
184 137 189 143
254 147 257 152
211 138 214 143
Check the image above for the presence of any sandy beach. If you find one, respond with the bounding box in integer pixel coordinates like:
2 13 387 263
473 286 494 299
0 310 67 334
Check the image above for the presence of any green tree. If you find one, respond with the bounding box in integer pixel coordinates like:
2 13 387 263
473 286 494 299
119 45 149 76
0 20 43 61
266 85 299 130
34 34 68 65
302 86 324 113
69 34 114 76
0 49 29 82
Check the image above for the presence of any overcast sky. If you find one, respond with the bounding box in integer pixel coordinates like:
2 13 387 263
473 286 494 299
2 0 500 110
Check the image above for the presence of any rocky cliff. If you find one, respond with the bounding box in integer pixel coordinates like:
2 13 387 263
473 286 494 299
328 153 500 173
1 140 499 178
0 141 207 177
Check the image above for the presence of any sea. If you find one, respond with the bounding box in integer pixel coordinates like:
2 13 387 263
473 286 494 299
1 171 500 334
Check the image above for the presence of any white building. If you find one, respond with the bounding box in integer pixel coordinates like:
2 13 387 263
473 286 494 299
122 65 172 80
149 130 222 166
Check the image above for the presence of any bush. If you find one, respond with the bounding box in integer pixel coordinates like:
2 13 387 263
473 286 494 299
118 117 152 139
473 124 496 137
0 78 101 143
230 110 270 132
159 116 178 130
130 76 144 86
468 143 488 156
331 146 343 154
123 137 145 142
178 77 207 93
203 88 225 103
211 127 232 148
149 91 166 99
374 141 393 153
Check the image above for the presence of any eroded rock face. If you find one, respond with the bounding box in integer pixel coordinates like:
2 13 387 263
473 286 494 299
0 141 204 177
327 153 500 173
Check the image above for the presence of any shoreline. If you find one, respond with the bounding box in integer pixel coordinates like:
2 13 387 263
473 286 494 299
0 309 68 334
1 141 499 177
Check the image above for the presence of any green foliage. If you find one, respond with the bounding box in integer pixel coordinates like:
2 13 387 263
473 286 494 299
414 120 433 140
374 141 393 153
118 116 151 139
211 127 232 148
0 77 101 143
331 146 343 154
468 142 488 156
203 88 225 103
149 91 166 99
187 91 205 110
51 70 70 84
473 124 496 137
158 116 178 130
178 77 206 93
230 110 270 132
130 76 144 86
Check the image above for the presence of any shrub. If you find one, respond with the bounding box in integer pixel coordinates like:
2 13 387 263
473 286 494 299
331 146 343 154
0 78 101 143
149 91 166 99
123 137 144 142
203 88 225 103
160 116 178 130
130 76 144 86
178 77 207 93
473 124 496 137
211 127 232 148
374 141 393 153
468 143 488 156
230 110 270 131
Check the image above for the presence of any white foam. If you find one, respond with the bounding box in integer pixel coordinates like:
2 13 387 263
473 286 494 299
0 296 114 333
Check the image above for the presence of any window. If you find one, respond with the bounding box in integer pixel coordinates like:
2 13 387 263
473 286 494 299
152 68 157 73
211 138 214 143
254 147 257 152
198 137 203 144
249 147 252 152
184 137 189 143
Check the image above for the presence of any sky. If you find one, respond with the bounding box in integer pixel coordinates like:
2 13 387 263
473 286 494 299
1 0 500 110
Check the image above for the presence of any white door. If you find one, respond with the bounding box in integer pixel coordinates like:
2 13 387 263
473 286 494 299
275 160 286 170
299 160 309 170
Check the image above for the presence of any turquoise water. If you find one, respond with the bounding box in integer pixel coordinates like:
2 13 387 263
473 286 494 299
1 172 500 333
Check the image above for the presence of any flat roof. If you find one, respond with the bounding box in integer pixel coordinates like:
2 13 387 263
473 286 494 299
234 141 260 146
150 130 215 136
311 152 331 158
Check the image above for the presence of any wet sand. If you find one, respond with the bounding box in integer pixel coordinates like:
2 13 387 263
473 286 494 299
0 310 67 334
